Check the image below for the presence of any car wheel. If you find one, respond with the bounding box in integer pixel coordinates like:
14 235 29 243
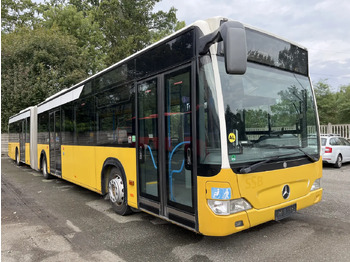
334 154 342 168
108 167 132 216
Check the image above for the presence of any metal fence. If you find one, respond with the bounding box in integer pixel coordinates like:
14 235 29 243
320 123 350 139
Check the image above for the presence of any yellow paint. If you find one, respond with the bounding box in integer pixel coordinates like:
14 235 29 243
197 160 323 236
228 132 236 143
25 143 30 165
236 159 323 209
8 142 19 160
37 144 50 173
61 145 137 208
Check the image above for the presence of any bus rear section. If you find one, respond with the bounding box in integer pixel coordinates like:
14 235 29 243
8 107 37 168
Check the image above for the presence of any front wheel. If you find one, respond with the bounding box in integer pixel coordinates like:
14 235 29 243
334 154 342 168
108 167 132 215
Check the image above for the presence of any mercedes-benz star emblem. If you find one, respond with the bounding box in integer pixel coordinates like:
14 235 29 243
282 185 290 199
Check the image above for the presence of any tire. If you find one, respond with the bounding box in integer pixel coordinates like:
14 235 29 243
15 148 21 166
41 156 51 179
108 167 132 215
334 154 342 168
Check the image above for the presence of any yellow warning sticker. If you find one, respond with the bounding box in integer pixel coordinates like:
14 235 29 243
228 133 236 143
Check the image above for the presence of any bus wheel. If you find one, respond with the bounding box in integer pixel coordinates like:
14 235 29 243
15 148 21 166
108 167 132 216
41 156 51 179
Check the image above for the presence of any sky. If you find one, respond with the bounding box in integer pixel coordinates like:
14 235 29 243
154 0 350 91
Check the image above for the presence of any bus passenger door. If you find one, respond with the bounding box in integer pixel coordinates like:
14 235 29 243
49 110 62 176
164 66 195 226
19 120 26 162
137 65 196 230
137 78 160 208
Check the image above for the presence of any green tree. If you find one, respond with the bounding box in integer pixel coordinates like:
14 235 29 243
1 27 88 131
41 3 106 73
313 80 337 125
336 84 350 123
1 0 38 33
96 0 185 66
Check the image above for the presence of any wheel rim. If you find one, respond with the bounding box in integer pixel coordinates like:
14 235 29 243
337 155 342 166
16 152 19 164
109 175 124 206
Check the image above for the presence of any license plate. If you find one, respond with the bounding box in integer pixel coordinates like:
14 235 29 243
275 204 297 221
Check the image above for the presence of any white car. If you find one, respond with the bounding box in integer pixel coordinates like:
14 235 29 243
321 135 350 168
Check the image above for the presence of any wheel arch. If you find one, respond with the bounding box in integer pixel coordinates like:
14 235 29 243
101 157 127 195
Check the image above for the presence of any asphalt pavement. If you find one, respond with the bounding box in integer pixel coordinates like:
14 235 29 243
1 157 350 262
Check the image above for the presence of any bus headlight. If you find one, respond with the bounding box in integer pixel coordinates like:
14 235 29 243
208 198 252 215
311 178 321 191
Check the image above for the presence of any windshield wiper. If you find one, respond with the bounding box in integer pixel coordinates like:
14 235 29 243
239 152 298 174
255 144 318 162
287 146 318 162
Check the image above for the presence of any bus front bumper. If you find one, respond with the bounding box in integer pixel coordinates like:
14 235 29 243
198 188 323 236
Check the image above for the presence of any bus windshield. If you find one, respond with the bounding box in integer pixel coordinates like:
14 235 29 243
218 58 320 168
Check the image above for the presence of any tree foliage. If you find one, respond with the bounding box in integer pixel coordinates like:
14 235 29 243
1 27 88 130
1 0 38 33
1 0 184 131
314 80 350 125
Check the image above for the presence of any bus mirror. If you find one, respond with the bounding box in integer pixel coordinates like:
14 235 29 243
224 28 247 75
198 21 247 75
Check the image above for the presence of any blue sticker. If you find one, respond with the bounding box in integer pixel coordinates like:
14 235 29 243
211 188 231 200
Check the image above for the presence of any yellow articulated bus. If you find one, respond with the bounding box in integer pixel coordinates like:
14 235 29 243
8 17 322 236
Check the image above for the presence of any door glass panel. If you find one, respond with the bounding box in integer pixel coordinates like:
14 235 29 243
55 111 61 171
165 68 193 209
20 120 25 161
138 79 159 199
49 112 55 171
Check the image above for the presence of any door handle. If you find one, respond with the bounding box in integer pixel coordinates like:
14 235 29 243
185 145 192 170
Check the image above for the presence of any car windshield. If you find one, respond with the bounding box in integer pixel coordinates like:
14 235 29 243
321 138 327 146
218 58 320 167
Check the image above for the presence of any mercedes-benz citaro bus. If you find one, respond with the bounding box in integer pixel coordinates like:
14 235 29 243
8 17 322 236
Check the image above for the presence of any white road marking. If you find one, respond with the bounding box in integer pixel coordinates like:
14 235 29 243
86 200 143 223
42 180 53 183
66 220 82 233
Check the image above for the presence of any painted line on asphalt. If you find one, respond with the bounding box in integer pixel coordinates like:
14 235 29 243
86 200 143 224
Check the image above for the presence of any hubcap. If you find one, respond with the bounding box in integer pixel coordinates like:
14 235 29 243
109 175 124 206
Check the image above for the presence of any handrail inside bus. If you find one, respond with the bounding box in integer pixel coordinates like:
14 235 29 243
169 141 190 201
146 145 158 170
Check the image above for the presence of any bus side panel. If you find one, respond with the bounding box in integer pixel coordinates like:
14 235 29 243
8 142 19 160
37 144 50 173
25 143 30 165
95 147 137 208
62 145 97 192
197 168 251 236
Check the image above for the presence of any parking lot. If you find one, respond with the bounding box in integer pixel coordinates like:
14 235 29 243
2 157 350 262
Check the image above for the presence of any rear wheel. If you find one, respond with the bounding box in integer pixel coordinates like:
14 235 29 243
108 167 132 215
42 156 51 179
334 154 342 168
15 148 21 166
